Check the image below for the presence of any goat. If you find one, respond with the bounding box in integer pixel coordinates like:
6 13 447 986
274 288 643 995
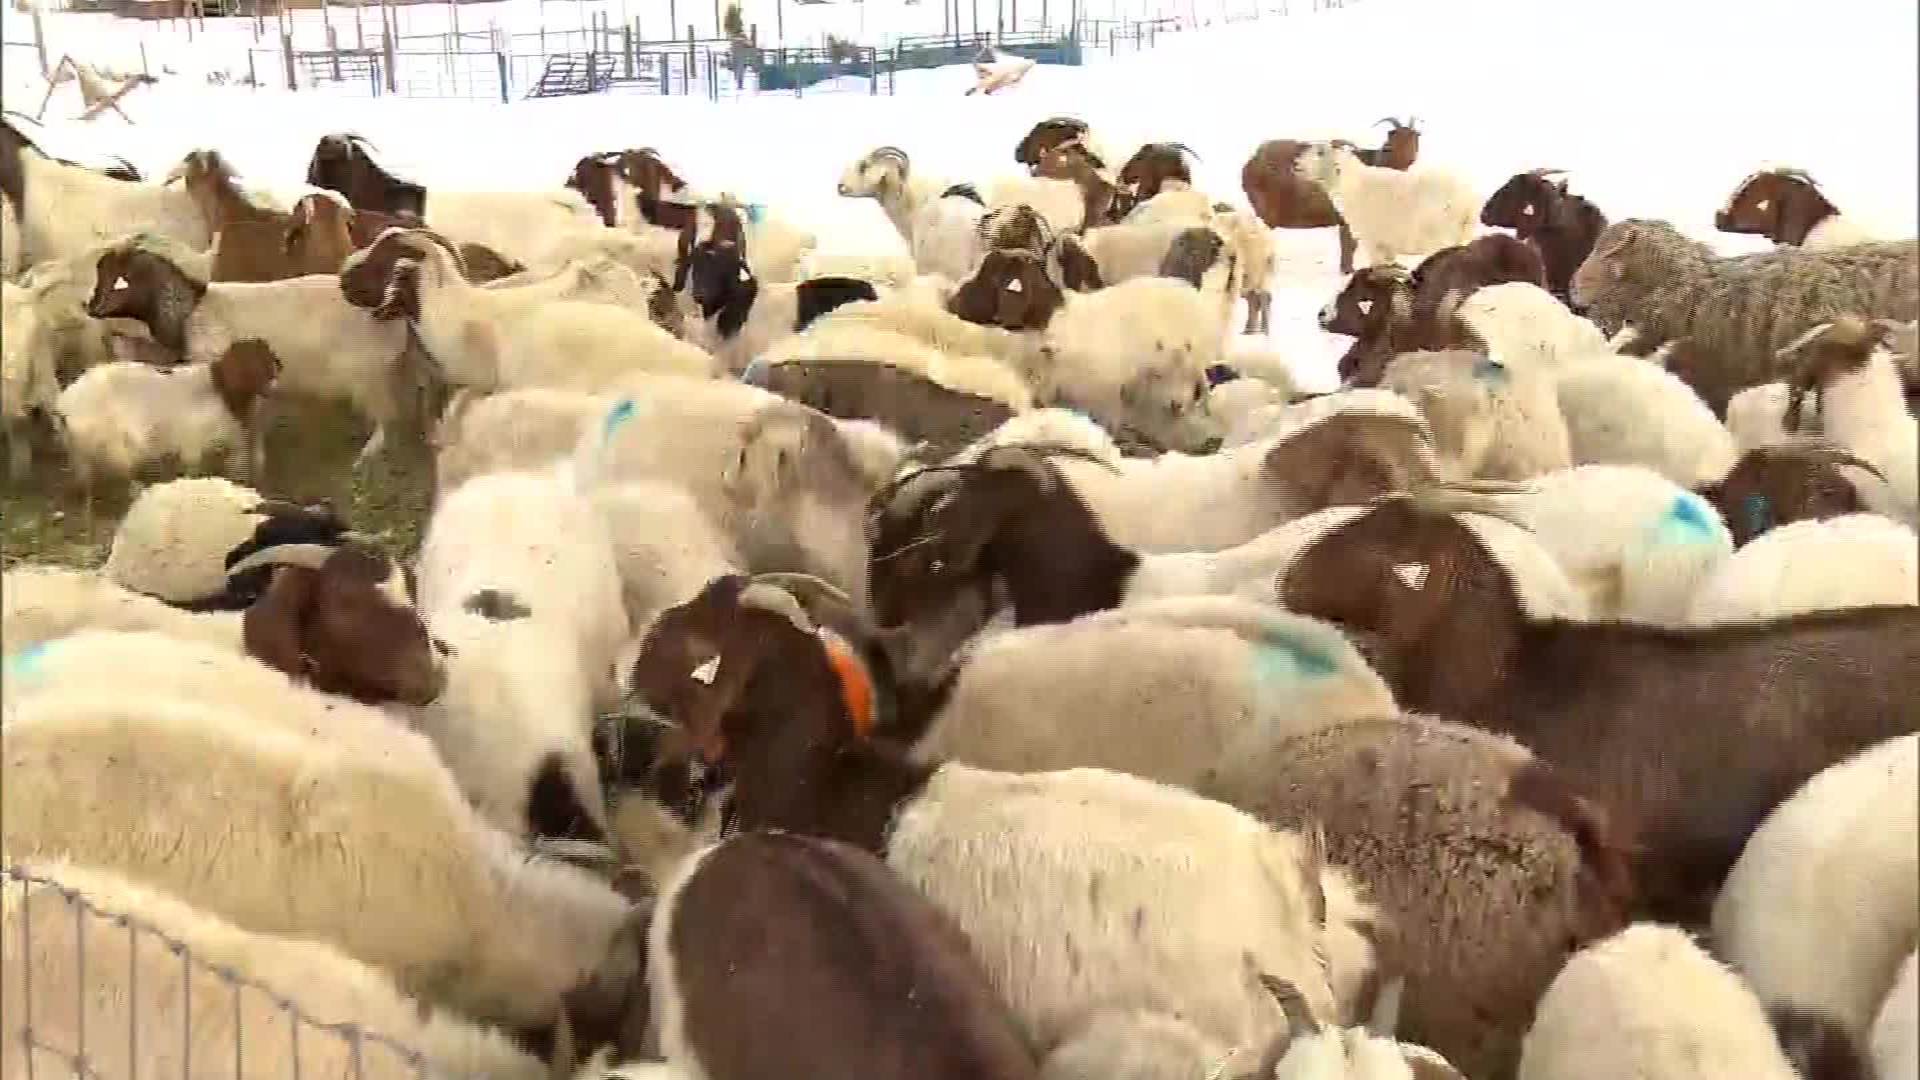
1240 119 1421 274
1716 167 1885 251
1479 169 1609 307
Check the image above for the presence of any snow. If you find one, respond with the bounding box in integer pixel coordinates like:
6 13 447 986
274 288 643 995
4 0 1914 390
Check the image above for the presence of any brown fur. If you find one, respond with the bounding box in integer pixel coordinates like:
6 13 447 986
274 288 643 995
1569 219 1918 415
666 832 1039 1078
240 542 444 706
761 358 1013 457
456 241 525 284
1156 227 1225 288
1354 118 1421 170
1260 412 1441 513
1202 715 1632 1080
1 115 36 222
344 206 426 248
209 338 279 423
1117 142 1195 201
1013 117 1090 172
620 147 688 210
1716 169 1841 247
1242 124 1415 274
281 194 358 275
565 152 624 228
946 249 1064 331
335 227 464 314
1049 233 1105 292
1409 234 1549 329
1320 266 1425 386
1696 441 1876 546
304 133 427 216
171 150 302 283
1033 140 1128 228
84 243 207 356
1479 170 1609 306
1277 494 1920 925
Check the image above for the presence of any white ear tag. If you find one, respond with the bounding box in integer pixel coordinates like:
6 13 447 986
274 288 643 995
1007 278 1024 293
1392 562 1429 590
112 275 130 291
1755 199 1769 212
690 655 720 685
1357 299 1372 314
738 266 751 282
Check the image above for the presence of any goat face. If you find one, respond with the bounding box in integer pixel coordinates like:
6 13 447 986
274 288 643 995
620 148 689 205
566 153 624 228
947 249 1063 331
866 469 1008 632
237 542 447 707
1321 267 1405 337
1714 169 1832 244
86 246 204 354
1698 443 1876 547
1481 171 1563 234
1015 116 1090 171
685 240 753 317
1119 143 1193 201
837 147 905 199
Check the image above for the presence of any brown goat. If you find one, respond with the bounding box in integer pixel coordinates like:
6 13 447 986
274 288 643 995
1715 168 1842 247
946 248 1063 331
209 338 280 479
1032 139 1129 228
631 831 1039 1078
1203 714 1632 1080
336 227 468 313
1117 141 1197 201
1013 116 1091 173
169 149 297 283
565 151 626 228
1696 439 1881 546
228 538 447 706
1318 264 1428 385
759 358 1014 457
1479 169 1609 307
1355 117 1421 170
282 193 358 275
304 133 427 216
1407 234 1549 331
1242 119 1420 274
1277 492 1920 926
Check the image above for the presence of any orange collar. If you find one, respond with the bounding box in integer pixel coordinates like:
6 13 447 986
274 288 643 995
817 627 876 739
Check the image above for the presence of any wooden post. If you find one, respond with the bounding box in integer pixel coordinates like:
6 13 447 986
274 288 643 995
355 2 364 49
450 0 461 47
247 47 257 85
382 13 397 90
30 7 48 79
684 22 693 78
140 41 150 75
622 23 632 76
327 24 341 79
495 50 507 101
282 30 298 88
774 0 782 44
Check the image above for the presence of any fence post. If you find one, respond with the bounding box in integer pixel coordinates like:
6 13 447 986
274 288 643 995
866 47 875 95
495 50 508 101
282 30 298 89
140 41 151 76
685 23 694 79
246 48 256 86
622 24 632 76
369 53 380 94
327 25 342 79
383 26 397 91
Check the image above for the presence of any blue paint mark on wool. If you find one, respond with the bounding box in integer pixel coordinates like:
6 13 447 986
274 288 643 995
741 354 772 387
1204 364 1240 387
602 398 637 441
1472 358 1509 383
4 640 51 681
742 203 766 226
1743 493 1773 539
1655 493 1721 544
1254 634 1338 686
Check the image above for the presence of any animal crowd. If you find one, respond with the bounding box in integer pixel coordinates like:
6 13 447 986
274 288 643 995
1 107 1916 1080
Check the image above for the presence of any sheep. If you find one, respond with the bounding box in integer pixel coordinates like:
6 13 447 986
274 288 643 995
589 479 742 636
1292 143 1477 269
336 228 717 394
635 831 1039 1077
1 859 574 1080
86 236 425 467
1568 218 1919 414
756 304 1039 414
1779 316 1918 525
1276 489 1920 924
571 375 899 610
680 240 879 373
836 145 988 282
804 287 1039 380
0 114 209 267
302 133 602 269
1071 216 1224 288
1213 202 1277 334
618 573 1362 1056
1685 513 1916 624
102 476 344 606
0 688 645 1039
1517 924 1802 1080
1446 281 1612 373
53 340 279 500
4 541 439 706
0 277 58 479
1875 953 1920 1080
983 172 1088 238
1202 714 1630 1079
1711 734 1916 1077
432 386 608 496
1716 166 1889 250
166 147 299 283
946 248 1228 453
1379 349 1572 481
1697 439 1884 546
1551 350 1739 488
1486 465 1735 625
1478 169 1609 306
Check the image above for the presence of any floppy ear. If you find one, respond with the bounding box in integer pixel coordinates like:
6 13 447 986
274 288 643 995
243 566 317 678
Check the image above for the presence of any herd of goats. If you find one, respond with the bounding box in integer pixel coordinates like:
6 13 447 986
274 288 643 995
1 105 1918 1080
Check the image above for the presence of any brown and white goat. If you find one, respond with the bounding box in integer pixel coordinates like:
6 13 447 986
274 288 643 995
1118 141 1198 201
1696 439 1882 547
1032 139 1130 228
1014 116 1091 173
1715 167 1879 251
1479 169 1609 306
1318 264 1432 386
1241 119 1420 275
1277 491 1920 925
167 148 296 283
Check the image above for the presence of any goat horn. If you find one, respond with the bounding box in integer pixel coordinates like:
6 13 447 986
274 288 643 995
746 572 854 613
1365 976 1406 1038
247 497 337 521
226 542 337 577
739 580 816 634
528 838 620 868
1770 436 1888 481
1259 974 1321 1041
1395 484 1536 532
1373 117 1397 128
1527 167 1568 177
1166 141 1200 162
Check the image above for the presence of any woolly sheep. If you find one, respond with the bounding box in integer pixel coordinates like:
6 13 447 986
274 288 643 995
0 277 57 479
433 386 608 496
103 477 343 606
1518 924 1801 1080
807 288 1040 377
1726 381 1797 450
1712 734 1918 1073
1292 144 1477 268
54 357 258 497
590 479 742 636
1875 952 1920 1080
1 859 567 1080
86 238 420 467
1551 351 1738 488
792 248 920 289
339 229 718 395
1075 217 1221 286
1380 349 1572 481
898 597 1398 794
1212 204 1277 334
2 564 245 652
1685 513 1917 624
984 174 1088 237
0 689 642 1035
1487 464 1734 625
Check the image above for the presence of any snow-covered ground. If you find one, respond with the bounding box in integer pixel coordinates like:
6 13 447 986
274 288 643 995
4 0 1914 389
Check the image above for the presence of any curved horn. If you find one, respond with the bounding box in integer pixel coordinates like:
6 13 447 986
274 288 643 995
1770 436 1888 481
739 580 815 634
1395 484 1536 532
226 542 337 578
870 145 910 167
1365 976 1406 1037
1526 167 1568 178
746 572 854 614
1258 974 1321 1042
1373 117 1398 129
1166 141 1200 163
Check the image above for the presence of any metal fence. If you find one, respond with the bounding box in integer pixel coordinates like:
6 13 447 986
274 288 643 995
1 863 466 1078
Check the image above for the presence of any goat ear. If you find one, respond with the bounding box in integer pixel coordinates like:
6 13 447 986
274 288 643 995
242 566 317 679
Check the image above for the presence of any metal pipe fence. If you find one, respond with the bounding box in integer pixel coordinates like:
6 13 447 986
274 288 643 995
1 863 479 1078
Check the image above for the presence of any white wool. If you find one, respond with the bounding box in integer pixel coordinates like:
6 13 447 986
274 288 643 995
1452 282 1611 373
793 249 919 289
1518 924 1800 1080
1725 382 1795 451
1712 735 1918 1046
433 386 609 497
1037 275 1225 454
55 360 243 485
1801 212 1886 251
1382 349 1571 481
1811 341 1917 526
590 479 741 638
1873 952 1920 1080
1 564 244 652
2 859 553 1080
1293 145 1478 268
1685 513 1918 624
984 174 1087 236
420 187 602 269
1553 352 1738 488
103 476 263 605
14 150 209 266
1077 217 1215 285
